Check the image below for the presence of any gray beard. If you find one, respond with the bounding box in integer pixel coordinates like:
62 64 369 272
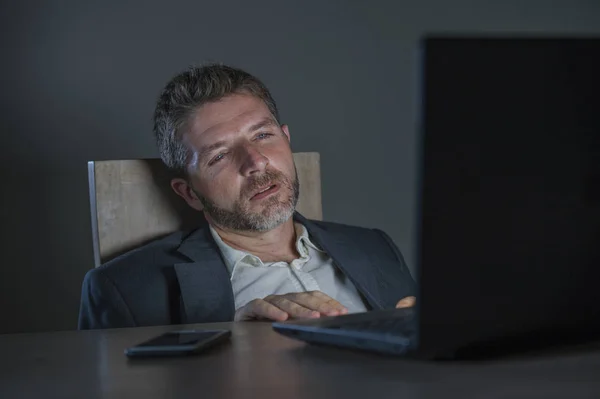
195 168 300 232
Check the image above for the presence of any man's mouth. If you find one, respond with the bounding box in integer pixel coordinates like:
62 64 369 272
250 184 279 200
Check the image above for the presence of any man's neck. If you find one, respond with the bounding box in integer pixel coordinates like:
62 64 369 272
208 217 299 263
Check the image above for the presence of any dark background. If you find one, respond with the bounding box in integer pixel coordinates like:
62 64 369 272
1 0 599 334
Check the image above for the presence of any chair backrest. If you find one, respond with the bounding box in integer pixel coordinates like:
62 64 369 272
88 152 322 267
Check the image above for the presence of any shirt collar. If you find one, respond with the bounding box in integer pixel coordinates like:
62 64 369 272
294 222 325 256
209 222 324 276
208 225 255 276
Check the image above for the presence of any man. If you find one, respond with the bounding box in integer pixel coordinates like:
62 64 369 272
78 64 416 329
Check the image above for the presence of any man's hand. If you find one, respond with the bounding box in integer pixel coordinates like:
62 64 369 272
395 296 416 308
234 291 349 322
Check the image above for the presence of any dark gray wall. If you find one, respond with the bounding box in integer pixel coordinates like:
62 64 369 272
1 0 599 334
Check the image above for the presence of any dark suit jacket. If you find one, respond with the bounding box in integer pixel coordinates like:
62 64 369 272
78 213 417 329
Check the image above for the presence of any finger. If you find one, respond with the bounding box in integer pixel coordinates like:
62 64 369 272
309 291 348 315
395 296 416 309
235 299 289 321
288 291 347 316
265 296 320 319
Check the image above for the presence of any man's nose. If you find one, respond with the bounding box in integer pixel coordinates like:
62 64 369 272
239 145 269 176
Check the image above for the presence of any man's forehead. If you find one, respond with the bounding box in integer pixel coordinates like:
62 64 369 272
188 94 274 143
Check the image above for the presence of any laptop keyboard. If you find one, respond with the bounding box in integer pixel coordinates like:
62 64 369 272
327 316 417 337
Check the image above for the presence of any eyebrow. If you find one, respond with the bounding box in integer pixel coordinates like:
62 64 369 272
197 118 279 161
248 117 278 132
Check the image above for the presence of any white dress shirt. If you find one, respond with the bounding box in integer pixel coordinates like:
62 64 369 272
209 222 369 314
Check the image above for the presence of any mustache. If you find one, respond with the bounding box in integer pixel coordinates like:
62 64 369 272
242 169 286 197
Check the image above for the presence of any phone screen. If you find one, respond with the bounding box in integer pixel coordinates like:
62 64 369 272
137 331 223 347
125 329 231 357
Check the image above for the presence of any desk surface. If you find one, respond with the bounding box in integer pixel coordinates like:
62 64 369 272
2 321 600 398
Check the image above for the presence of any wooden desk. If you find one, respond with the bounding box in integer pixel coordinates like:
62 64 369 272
2 321 600 398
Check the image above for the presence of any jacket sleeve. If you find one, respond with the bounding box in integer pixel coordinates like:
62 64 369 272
77 268 137 330
373 228 418 298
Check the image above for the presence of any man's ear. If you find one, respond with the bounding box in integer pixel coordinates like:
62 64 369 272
281 124 291 142
170 178 204 211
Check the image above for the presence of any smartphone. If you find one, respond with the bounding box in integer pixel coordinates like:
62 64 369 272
124 329 231 358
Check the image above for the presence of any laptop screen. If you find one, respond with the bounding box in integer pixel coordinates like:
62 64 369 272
417 37 600 352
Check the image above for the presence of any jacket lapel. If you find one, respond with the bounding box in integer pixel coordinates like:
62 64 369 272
174 224 235 323
171 212 402 322
295 213 388 310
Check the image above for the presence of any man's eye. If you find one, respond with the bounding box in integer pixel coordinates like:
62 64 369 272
209 153 225 165
256 132 273 140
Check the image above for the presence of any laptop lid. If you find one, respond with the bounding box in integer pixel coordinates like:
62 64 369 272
416 37 600 356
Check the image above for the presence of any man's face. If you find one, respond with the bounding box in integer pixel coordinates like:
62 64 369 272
177 93 299 232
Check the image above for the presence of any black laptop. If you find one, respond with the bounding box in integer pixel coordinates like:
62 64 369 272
273 37 600 359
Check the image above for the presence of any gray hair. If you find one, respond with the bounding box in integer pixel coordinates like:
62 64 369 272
153 64 281 177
